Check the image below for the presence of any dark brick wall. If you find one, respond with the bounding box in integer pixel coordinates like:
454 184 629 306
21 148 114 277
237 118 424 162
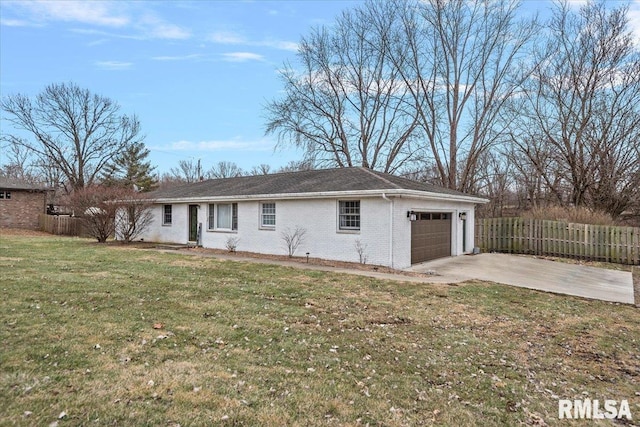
0 190 47 230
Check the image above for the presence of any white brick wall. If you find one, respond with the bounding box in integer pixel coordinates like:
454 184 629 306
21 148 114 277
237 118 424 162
201 198 392 266
138 194 479 269
139 204 190 244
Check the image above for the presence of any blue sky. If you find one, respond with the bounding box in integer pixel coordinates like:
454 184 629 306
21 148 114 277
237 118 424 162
1 0 639 176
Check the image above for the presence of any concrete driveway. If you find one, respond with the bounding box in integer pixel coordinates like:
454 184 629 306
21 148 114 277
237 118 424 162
408 253 635 304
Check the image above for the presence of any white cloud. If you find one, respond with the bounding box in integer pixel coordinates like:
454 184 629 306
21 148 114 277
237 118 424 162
208 31 246 44
565 0 588 7
152 54 205 61
0 18 34 27
208 30 297 52
222 52 264 62
9 0 130 27
257 39 298 52
86 38 110 47
157 139 274 152
1 0 190 40
95 61 133 70
137 13 191 40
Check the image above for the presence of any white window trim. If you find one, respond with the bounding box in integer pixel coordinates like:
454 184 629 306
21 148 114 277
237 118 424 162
162 204 172 226
207 203 238 232
337 200 361 233
260 202 276 230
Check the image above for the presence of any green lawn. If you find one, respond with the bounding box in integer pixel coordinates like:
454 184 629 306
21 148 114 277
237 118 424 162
1 234 638 426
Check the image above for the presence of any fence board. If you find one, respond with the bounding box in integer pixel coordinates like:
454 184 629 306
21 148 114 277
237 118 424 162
475 217 640 265
39 214 87 237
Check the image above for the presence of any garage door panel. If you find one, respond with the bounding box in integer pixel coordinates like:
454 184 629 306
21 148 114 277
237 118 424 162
411 214 451 264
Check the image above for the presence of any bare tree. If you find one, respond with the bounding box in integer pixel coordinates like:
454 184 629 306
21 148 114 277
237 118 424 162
474 151 514 217
281 226 307 257
0 143 40 183
508 0 640 216
225 236 240 252
502 140 558 211
168 159 203 183
68 186 154 243
396 0 536 192
354 239 369 264
1 82 144 193
207 161 244 179
249 164 272 175
277 160 315 173
114 191 154 243
67 186 120 242
265 1 421 173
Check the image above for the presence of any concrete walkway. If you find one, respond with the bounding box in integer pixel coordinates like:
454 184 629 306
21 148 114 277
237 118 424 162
408 253 634 304
169 248 635 304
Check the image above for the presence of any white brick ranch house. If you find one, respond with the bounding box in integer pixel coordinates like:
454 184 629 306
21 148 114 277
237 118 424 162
139 167 487 269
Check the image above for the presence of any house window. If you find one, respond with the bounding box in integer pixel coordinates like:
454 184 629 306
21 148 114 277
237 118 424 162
419 212 449 220
163 205 172 225
208 203 238 231
339 200 360 231
0 191 10 199
260 202 276 228
208 204 215 230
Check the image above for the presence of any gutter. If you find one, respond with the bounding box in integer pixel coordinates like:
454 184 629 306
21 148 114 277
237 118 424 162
381 193 394 268
150 188 489 205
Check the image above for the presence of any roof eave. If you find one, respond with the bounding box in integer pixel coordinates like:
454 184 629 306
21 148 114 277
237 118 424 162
397 190 489 204
150 188 489 204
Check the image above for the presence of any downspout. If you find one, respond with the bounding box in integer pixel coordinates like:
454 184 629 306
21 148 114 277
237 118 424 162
382 193 393 268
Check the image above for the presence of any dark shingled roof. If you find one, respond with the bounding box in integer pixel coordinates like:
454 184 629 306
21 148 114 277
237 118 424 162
0 178 50 192
151 167 481 200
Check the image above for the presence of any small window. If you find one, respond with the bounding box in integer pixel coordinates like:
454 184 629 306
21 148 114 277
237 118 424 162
339 200 360 231
0 191 4 199
163 205 172 225
260 202 276 228
209 203 238 231
208 204 215 230
5 192 9 199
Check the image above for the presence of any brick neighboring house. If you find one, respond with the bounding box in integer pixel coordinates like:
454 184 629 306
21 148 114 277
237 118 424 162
0 179 50 230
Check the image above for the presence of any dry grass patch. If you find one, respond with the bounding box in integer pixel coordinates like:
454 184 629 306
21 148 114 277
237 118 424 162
1 235 638 426
520 206 617 225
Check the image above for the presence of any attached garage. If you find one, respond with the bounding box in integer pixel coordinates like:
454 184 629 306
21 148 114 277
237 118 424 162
411 212 452 264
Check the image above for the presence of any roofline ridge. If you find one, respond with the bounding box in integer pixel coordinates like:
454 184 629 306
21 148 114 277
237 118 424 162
203 166 345 183
357 167 402 189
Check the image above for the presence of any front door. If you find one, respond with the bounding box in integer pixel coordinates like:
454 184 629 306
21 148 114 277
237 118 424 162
188 205 198 241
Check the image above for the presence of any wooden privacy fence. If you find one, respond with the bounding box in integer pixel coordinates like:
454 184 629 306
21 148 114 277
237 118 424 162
39 214 87 237
475 217 640 265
